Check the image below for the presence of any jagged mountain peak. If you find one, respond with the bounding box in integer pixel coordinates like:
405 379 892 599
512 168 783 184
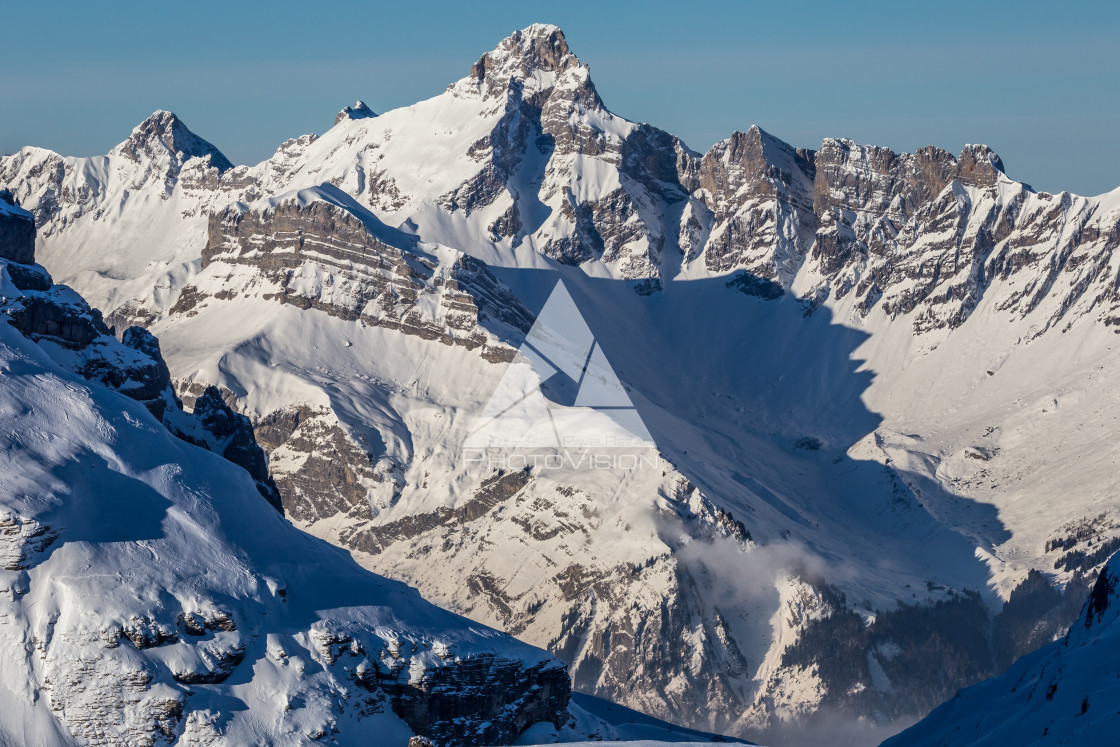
718 125 816 165
459 23 588 102
334 99 377 125
743 123 772 139
956 143 1006 187
816 136 1006 188
700 125 817 200
476 23 578 75
112 109 234 173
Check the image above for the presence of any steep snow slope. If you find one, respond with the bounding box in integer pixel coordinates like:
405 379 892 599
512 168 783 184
0 269 571 746
5 21 1120 744
881 553 1120 746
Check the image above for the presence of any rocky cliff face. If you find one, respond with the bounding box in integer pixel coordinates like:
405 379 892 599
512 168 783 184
167 189 536 519
686 126 817 285
683 128 1120 342
194 191 531 359
794 138 1120 336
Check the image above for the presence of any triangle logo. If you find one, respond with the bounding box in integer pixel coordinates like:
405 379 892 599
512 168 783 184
465 280 654 449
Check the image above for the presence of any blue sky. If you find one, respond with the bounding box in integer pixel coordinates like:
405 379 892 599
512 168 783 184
1 0 1117 195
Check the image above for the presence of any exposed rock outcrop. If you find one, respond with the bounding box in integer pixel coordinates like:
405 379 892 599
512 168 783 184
182 386 282 509
691 126 817 282
252 403 390 522
377 654 569 745
190 193 532 360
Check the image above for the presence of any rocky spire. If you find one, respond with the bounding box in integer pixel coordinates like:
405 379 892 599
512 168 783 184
469 24 578 79
457 24 588 102
112 110 234 173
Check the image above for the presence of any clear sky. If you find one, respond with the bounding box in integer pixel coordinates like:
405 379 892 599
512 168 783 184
2 0 1117 195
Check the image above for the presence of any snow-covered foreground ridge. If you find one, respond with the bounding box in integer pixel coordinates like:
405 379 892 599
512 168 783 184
0 264 570 744
4 20 1120 743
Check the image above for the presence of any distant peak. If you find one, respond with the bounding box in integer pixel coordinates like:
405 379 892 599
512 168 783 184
335 100 377 125
462 23 583 99
705 126 816 183
130 109 187 140
740 124 782 145
957 144 1005 186
482 24 575 73
114 110 233 173
521 22 564 38
716 126 805 158
142 109 178 125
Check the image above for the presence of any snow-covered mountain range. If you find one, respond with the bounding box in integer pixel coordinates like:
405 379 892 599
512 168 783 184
4 22 1120 744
